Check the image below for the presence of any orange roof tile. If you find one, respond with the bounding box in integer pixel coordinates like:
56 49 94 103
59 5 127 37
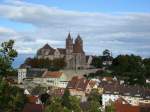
114 98 140 112
44 71 63 78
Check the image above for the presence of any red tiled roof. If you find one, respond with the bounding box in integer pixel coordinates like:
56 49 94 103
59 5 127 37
67 76 90 91
23 103 43 112
43 71 63 78
114 98 140 112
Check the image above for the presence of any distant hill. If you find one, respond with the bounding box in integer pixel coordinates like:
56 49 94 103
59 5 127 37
12 54 34 68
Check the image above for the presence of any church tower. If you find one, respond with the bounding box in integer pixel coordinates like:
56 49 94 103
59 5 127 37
66 32 73 54
66 33 74 69
74 34 84 53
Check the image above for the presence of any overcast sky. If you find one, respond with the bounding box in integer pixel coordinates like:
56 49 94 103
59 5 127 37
0 0 150 57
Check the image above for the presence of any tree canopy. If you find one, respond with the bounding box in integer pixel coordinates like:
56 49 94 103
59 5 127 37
22 57 66 70
0 40 17 76
0 78 27 112
111 54 146 85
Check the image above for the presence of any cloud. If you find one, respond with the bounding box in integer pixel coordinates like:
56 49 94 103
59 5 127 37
0 0 150 57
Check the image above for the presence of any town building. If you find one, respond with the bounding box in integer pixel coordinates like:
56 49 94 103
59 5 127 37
99 78 150 108
114 98 140 112
18 68 68 88
67 76 96 98
42 71 68 88
18 68 46 84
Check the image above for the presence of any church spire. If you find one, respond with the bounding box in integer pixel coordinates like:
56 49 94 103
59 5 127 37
76 34 82 41
67 32 71 40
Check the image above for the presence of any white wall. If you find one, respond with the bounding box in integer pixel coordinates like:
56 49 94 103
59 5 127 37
18 69 27 83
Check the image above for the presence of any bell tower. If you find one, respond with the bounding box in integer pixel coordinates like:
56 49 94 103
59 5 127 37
66 32 73 54
74 34 84 53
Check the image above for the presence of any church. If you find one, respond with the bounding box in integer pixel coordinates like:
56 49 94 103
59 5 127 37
36 33 87 69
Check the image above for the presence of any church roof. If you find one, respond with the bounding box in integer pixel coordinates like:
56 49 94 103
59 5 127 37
37 44 55 55
57 48 66 54
42 44 51 49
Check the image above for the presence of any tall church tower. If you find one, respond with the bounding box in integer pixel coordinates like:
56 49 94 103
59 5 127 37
66 33 74 69
66 32 73 54
74 34 84 53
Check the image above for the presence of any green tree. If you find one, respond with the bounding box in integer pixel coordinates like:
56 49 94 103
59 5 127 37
40 93 50 104
44 96 64 112
91 56 102 68
143 58 150 78
88 89 102 105
68 96 82 112
0 40 17 76
62 89 70 108
111 54 145 85
87 89 101 112
0 78 26 112
88 100 101 112
105 102 115 112
62 89 82 112
103 49 111 57
23 58 66 70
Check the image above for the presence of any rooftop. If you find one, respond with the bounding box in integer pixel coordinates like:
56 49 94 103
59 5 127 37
43 71 63 78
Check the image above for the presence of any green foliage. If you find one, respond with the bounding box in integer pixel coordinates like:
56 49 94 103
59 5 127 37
40 93 50 104
105 102 115 112
44 95 81 112
24 58 66 70
88 100 101 112
44 96 64 112
88 89 102 104
112 54 143 74
62 89 70 108
111 54 146 85
143 58 150 78
91 56 103 68
62 89 82 112
0 78 26 112
68 96 82 112
87 89 101 112
0 40 17 76
102 49 113 63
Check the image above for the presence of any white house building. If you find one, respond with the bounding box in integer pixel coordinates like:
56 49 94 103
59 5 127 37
18 69 27 83
42 71 68 88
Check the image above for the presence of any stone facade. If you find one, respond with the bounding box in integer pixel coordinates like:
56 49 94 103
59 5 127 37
37 33 86 69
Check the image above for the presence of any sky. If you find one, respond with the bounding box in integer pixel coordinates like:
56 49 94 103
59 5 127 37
0 0 150 61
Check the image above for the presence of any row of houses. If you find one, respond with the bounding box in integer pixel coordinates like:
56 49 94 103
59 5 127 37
17 68 150 112
18 68 68 88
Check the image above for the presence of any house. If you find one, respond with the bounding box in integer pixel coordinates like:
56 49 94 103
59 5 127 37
18 68 47 84
114 98 140 112
42 71 68 88
18 68 68 88
67 76 96 97
101 83 150 108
